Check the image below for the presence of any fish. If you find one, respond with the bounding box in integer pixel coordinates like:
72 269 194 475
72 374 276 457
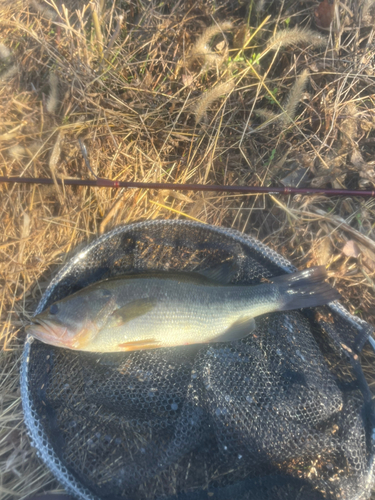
26 265 340 352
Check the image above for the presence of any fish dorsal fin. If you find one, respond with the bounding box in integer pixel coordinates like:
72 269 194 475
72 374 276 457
87 266 238 287
213 317 256 343
198 260 238 285
107 298 156 328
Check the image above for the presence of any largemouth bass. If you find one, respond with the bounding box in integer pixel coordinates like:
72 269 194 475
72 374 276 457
26 266 340 352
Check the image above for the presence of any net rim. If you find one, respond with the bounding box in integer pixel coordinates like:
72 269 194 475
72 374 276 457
20 219 375 500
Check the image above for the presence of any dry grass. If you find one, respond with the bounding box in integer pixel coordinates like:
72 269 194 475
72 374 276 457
0 0 375 497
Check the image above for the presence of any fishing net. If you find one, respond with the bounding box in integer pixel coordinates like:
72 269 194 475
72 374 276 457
21 220 375 500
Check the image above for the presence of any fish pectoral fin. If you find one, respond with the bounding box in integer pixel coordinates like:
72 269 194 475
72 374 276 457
213 317 256 343
108 298 157 327
118 338 162 351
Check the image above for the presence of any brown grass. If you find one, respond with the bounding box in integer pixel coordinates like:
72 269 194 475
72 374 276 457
1 0 375 497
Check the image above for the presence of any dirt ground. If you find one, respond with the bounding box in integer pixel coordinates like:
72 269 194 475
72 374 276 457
1 0 375 497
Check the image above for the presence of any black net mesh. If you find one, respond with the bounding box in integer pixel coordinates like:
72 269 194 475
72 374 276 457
21 220 375 500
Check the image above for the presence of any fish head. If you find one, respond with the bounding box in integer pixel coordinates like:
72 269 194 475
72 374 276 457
26 287 116 350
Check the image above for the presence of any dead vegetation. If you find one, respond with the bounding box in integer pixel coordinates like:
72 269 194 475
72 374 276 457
0 0 375 497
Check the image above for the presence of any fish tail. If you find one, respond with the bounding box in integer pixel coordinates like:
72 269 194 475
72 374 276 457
272 266 341 311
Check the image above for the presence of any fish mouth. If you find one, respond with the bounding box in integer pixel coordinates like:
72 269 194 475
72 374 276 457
26 318 94 350
26 318 74 349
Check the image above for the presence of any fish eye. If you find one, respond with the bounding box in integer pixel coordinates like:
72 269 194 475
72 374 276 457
49 304 59 315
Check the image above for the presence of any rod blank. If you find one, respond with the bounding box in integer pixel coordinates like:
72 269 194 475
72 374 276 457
1 176 374 197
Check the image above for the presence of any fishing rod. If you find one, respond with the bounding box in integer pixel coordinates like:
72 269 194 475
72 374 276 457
1 176 375 197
